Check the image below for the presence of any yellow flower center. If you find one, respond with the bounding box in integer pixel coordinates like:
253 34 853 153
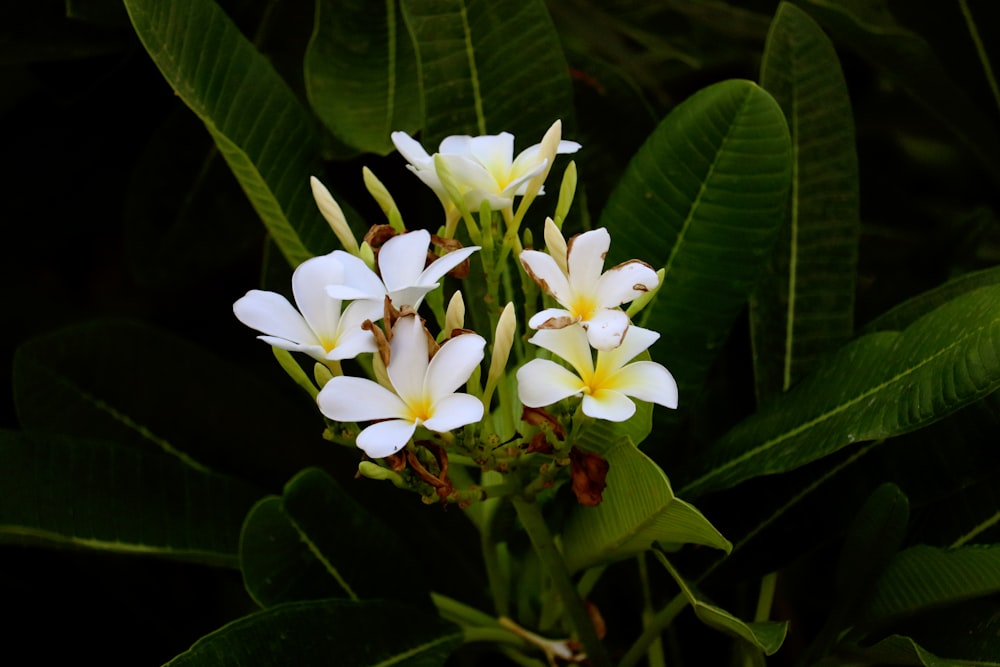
406 396 434 424
569 294 597 321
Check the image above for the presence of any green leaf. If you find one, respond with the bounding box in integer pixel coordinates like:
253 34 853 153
797 0 1000 184
752 2 859 400
165 598 462 666
305 0 421 154
123 0 332 267
680 284 1000 498
575 389 653 455
0 429 261 566
599 79 791 428
652 549 787 656
860 544 1000 629
832 633 1000 667
802 483 909 664
400 0 575 145
240 467 431 607
865 265 1000 333
561 438 730 574
12 319 329 488
123 106 261 288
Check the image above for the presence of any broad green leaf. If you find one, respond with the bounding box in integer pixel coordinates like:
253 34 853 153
831 634 1000 667
801 483 909 664
400 0 574 145
599 79 791 429
123 0 332 267
123 106 260 288
859 544 1000 629
305 0 421 154
798 0 1000 184
165 598 462 666
561 438 730 574
752 2 859 401
12 319 329 488
575 387 653 454
680 284 1000 498
0 429 261 566
865 265 1000 333
240 467 430 608
653 549 787 655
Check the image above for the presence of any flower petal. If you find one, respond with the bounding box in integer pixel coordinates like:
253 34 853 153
582 389 636 422
292 253 346 340
466 133 515 177
520 250 571 302
424 332 486 400
317 376 409 423
528 308 578 331
593 259 659 308
583 308 630 351
256 336 326 361
528 326 594 377
391 131 433 168
516 359 585 407
417 245 480 287
423 393 484 432
324 328 377 361
233 290 319 346
378 230 432 292
387 316 430 403
356 419 417 458
330 250 387 301
598 325 660 373
607 360 678 409
566 228 611 295
437 154 501 199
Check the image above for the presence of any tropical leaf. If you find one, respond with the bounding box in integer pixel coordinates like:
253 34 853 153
830 633 1000 667
240 467 431 608
123 0 331 267
575 390 653 454
561 437 730 574
599 78 792 432
400 0 574 145
165 598 462 666
859 544 1000 630
652 549 787 656
305 0 421 154
751 1 859 401
797 0 1000 184
679 284 1000 498
12 319 329 488
0 429 261 566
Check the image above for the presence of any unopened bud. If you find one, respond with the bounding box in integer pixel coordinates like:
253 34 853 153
543 217 568 274
310 176 360 256
434 153 471 218
359 241 376 271
358 461 408 489
445 291 466 335
553 160 577 228
362 167 405 233
482 302 516 408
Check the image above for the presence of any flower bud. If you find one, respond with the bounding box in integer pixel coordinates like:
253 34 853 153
543 217 568 274
362 167 405 233
554 160 577 228
445 290 466 335
482 302 516 408
310 176 360 256
358 461 408 489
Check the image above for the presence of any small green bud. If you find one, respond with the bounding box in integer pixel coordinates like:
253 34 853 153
553 160 577 228
310 176 360 256
358 461 408 489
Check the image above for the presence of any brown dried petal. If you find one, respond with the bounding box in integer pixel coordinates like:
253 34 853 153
569 446 609 507
521 406 566 440
364 224 397 250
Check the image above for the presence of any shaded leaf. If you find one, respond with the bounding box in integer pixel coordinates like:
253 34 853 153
575 390 653 455
599 79 791 431
0 429 261 566
400 0 574 145
865 265 1000 333
165 598 462 666
12 319 328 488
240 467 430 607
123 0 332 267
830 633 1000 667
860 544 1000 630
305 0 421 154
752 1 859 401
562 438 730 574
680 285 1000 498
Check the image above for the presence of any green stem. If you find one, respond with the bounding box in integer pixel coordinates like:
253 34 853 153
431 591 498 627
481 508 511 617
638 554 666 667
618 590 687 667
511 495 612 667
754 572 777 622
959 0 1000 118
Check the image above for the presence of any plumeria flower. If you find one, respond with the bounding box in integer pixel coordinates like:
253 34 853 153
517 324 677 422
233 253 383 362
520 227 659 350
391 121 581 212
325 229 479 311
318 315 486 458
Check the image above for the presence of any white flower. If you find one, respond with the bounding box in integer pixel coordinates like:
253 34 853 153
233 253 382 362
517 324 677 422
318 315 486 458
325 229 479 310
391 121 580 212
520 227 659 350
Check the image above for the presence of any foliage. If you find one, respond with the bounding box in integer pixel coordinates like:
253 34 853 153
3 0 1000 665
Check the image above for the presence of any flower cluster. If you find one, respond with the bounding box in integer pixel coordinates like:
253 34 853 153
234 120 677 500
